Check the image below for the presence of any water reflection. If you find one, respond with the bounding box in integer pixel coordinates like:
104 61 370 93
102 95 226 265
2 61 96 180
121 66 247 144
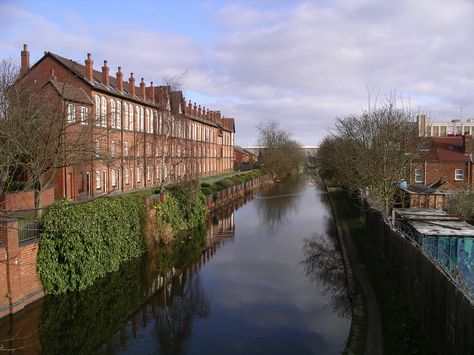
256 174 305 229
301 228 351 319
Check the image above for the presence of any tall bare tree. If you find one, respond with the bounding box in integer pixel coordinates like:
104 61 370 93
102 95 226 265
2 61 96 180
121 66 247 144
316 98 419 214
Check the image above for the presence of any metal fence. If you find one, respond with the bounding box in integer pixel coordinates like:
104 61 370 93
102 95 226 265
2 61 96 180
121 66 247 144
18 219 40 243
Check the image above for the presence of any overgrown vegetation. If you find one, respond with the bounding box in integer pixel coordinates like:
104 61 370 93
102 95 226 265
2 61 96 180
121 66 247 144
446 190 474 222
156 180 208 234
37 195 146 294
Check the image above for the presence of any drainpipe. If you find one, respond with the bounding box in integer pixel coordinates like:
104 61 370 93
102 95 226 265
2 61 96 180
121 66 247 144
424 161 427 185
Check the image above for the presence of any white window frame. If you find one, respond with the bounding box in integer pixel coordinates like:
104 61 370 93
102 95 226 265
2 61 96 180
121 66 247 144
95 170 101 190
455 168 464 181
111 169 116 187
67 103 75 123
111 140 115 158
80 106 88 125
95 95 100 126
147 166 150 181
124 141 128 157
116 101 121 129
110 99 116 128
125 168 129 185
137 167 141 183
95 139 100 157
129 105 134 131
124 103 129 130
101 96 107 127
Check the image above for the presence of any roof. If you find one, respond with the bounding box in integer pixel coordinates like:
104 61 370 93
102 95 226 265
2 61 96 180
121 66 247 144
394 208 474 236
47 78 93 105
417 137 471 162
46 52 159 107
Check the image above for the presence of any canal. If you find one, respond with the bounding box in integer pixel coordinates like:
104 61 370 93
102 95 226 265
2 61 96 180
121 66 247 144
0 175 350 354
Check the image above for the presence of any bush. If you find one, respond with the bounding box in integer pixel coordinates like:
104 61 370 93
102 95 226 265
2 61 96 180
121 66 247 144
156 180 208 233
201 182 211 188
37 196 146 294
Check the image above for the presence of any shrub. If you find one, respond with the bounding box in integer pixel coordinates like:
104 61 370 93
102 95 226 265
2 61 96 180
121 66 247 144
37 196 145 294
201 182 211 188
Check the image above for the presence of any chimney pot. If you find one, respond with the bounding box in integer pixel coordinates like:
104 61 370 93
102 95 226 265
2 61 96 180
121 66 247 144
116 66 123 91
101 60 110 86
85 53 93 82
20 43 30 76
129 73 135 97
140 78 146 99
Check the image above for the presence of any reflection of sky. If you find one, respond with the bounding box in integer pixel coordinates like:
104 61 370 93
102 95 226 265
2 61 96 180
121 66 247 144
187 178 350 354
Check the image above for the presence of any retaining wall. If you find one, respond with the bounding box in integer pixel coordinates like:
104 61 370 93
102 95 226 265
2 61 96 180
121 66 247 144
366 209 474 355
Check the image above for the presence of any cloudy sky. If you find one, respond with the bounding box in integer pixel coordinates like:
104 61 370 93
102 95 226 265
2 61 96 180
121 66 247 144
1 0 473 145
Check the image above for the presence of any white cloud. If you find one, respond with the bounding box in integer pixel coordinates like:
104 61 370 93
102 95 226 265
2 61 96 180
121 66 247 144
1 0 474 144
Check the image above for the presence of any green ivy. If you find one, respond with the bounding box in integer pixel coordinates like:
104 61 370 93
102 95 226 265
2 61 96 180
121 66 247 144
156 180 208 233
37 196 146 295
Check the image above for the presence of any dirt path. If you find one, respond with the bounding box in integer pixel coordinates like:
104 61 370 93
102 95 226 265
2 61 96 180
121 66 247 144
328 189 383 355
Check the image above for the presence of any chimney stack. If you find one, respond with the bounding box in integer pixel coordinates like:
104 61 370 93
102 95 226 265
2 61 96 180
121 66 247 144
20 44 30 76
188 100 192 113
198 105 202 117
140 78 146 99
85 53 93 82
463 134 473 154
129 73 135 97
193 102 197 116
149 82 155 103
116 67 123 91
101 60 109 86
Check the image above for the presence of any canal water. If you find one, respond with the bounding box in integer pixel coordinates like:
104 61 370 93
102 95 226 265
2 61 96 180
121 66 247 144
0 175 350 354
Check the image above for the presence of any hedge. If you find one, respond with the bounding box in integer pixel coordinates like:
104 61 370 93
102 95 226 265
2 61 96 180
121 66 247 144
37 196 146 294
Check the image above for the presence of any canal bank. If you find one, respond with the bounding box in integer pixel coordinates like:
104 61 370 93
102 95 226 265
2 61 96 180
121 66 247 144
0 175 351 354
326 184 435 355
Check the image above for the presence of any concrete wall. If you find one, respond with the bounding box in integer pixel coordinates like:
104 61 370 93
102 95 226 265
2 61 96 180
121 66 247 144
366 209 474 355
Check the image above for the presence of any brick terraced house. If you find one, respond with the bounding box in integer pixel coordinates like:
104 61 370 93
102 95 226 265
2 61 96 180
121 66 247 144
411 135 474 190
17 45 235 201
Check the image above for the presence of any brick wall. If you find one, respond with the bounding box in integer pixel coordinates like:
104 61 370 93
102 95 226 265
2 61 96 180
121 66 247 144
0 187 55 212
411 161 472 189
0 220 44 319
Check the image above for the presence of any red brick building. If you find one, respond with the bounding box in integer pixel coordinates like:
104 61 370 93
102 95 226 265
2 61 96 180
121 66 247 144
411 135 473 190
18 44 235 201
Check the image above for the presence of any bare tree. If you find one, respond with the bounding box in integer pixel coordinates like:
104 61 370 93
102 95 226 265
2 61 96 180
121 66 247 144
317 98 419 214
257 120 305 179
0 62 99 216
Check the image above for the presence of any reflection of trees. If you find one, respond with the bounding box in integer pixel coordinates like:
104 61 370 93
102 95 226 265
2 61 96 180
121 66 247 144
302 232 351 318
155 271 210 355
256 174 305 229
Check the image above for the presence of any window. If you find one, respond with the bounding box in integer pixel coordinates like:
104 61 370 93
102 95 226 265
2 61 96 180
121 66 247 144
67 104 75 123
137 143 140 157
80 106 88 124
125 169 129 184
95 170 101 189
135 106 140 131
145 109 150 133
137 167 141 182
140 107 144 132
110 100 116 128
101 97 107 127
146 143 151 155
116 101 121 129
124 141 128 157
95 140 100 157
124 103 129 130
455 169 464 181
147 166 150 181
95 95 100 126
110 140 115 158
111 169 116 187
129 105 134 131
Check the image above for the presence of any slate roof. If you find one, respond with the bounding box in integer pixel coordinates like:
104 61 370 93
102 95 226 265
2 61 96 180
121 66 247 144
48 78 93 105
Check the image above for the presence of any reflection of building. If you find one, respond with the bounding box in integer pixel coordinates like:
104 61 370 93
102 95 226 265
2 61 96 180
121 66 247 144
18 44 235 201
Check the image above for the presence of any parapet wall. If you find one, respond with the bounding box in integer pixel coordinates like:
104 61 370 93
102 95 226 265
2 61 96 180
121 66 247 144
366 209 474 355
